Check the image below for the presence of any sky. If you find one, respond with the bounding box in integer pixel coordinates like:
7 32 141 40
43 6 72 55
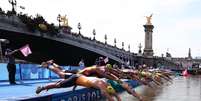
0 0 201 58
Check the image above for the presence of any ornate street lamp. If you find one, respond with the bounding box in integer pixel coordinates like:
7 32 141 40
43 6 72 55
8 0 17 14
122 42 124 49
93 29 96 40
138 43 142 54
77 22 81 35
8 0 25 15
114 38 117 47
57 14 61 28
128 44 130 52
104 34 107 44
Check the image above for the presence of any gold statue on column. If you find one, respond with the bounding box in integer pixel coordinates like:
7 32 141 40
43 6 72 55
145 14 153 25
58 15 68 27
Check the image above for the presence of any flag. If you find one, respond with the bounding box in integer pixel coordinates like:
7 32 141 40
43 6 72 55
182 69 188 76
104 57 109 63
20 44 32 57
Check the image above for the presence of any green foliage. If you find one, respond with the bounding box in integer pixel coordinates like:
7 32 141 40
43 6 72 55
18 13 58 36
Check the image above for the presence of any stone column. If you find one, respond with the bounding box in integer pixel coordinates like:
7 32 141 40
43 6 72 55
143 24 154 57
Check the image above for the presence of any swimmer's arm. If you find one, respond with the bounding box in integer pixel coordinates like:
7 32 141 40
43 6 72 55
5 49 19 56
138 78 154 88
133 91 144 101
12 49 19 53
107 73 123 84
77 69 84 74
123 84 144 101
113 93 122 101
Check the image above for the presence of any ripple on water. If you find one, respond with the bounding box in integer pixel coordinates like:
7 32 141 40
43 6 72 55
116 76 201 101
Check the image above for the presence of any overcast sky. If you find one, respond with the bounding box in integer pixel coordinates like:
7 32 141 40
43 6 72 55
1 0 201 58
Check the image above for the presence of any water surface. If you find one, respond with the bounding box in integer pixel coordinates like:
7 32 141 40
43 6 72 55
119 75 201 101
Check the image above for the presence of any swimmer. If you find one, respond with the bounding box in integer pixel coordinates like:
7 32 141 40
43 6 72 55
78 64 121 83
108 79 144 101
41 60 143 101
36 74 121 101
40 60 75 79
79 64 144 101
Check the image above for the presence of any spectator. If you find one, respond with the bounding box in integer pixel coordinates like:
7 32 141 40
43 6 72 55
78 59 85 70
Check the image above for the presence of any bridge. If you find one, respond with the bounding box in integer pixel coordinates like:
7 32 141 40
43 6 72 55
0 13 137 66
0 10 180 68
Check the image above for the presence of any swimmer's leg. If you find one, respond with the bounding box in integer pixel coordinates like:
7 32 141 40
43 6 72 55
121 82 144 101
36 80 62 94
112 92 121 101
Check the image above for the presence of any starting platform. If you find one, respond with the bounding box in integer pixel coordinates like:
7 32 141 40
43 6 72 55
0 79 139 101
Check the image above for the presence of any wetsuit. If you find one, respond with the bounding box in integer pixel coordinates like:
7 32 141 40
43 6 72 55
64 73 74 79
107 80 124 92
58 74 81 87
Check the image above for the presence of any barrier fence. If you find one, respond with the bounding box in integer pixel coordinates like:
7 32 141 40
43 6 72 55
0 63 81 81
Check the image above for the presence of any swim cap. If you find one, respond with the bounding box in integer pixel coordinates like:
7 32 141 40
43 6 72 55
141 71 147 76
106 64 112 69
106 85 116 94
147 72 152 77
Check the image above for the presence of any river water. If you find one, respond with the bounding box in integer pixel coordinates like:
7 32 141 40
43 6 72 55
119 75 201 101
